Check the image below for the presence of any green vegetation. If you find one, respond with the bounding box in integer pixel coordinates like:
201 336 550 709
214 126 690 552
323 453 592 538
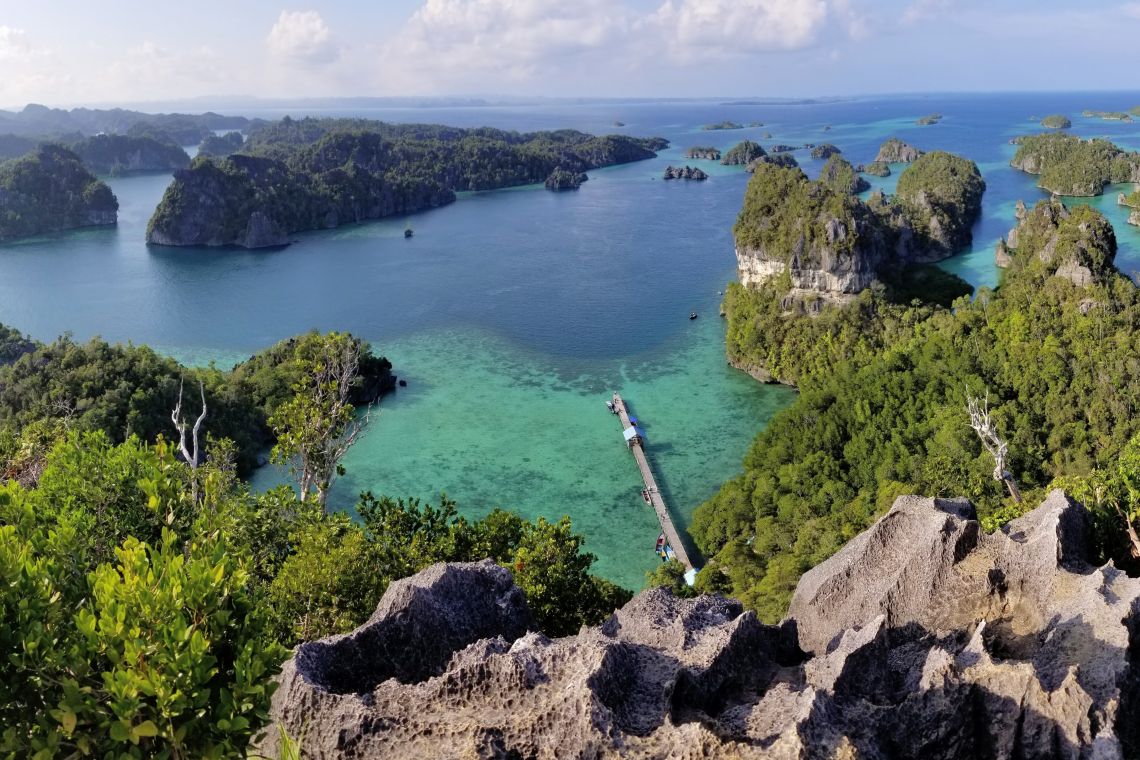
0 144 118 242
862 161 890 177
0 329 630 756
1040 114 1072 129
721 140 766 166
700 198 1140 620
917 113 942 125
0 330 393 478
809 144 840 160
148 118 668 247
197 131 244 158
702 121 744 131
895 150 986 254
1012 133 1140 196
819 155 870 195
1121 190 1140 208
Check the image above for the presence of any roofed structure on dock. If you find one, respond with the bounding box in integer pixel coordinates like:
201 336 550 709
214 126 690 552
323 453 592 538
623 426 647 446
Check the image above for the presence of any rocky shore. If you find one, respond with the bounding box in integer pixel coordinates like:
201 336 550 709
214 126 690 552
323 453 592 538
257 491 1140 759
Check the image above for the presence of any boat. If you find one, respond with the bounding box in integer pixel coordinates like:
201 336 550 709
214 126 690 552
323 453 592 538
689 312 698 320
404 228 414 238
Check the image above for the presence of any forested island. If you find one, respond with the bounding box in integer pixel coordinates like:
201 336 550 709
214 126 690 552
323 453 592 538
1040 114 1072 129
916 113 942 125
695 152 1140 620
720 140 765 166
0 103 251 144
0 145 118 241
1083 109 1134 122
197 131 245 157
1012 132 1140 195
702 121 744 131
147 118 668 248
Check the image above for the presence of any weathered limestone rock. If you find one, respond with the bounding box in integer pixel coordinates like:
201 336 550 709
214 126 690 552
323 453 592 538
260 492 1140 759
874 137 923 163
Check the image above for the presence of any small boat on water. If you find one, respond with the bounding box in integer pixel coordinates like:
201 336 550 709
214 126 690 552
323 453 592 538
689 312 698 320
404 228 414 238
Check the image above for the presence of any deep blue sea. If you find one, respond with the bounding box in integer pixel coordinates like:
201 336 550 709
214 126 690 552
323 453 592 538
1 92 1138 587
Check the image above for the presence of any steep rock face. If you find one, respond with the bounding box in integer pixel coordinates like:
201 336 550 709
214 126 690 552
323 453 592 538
544 167 588 191
894 150 986 259
874 137 923 163
998 197 1117 285
261 493 1140 759
663 165 708 180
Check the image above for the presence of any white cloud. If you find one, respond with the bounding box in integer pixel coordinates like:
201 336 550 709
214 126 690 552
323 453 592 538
268 10 337 63
0 26 32 60
649 0 831 53
1122 2 1140 20
393 0 633 82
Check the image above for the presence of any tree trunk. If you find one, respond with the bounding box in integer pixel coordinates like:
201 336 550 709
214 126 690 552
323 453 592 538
1003 475 1023 504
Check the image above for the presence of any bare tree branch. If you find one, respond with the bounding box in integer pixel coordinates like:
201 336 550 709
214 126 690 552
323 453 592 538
966 389 1022 503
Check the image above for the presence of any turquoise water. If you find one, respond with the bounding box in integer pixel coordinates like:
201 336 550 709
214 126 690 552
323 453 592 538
1 93 1138 588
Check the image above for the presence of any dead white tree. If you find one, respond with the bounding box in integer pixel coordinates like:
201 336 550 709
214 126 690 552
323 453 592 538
966 390 1022 503
172 377 208 503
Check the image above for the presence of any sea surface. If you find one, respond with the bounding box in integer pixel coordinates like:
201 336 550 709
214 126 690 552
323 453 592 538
1 92 1138 588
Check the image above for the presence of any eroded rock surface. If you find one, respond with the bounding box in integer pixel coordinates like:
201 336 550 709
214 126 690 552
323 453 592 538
261 493 1140 759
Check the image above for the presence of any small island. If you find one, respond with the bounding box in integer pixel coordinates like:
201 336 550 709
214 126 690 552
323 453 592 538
68 134 190 175
769 144 798 154
702 121 744 131
809 144 841 160
860 161 891 177
1083 110 1134 122
684 146 721 160
874 137 923 164
544 167 588 191
819 155 870 194
0 144 118 242
662 165 708 181
612 121 626 127
916 113 943 126
1011 133 1140 196
1040 114 1072 130
721 140 765 166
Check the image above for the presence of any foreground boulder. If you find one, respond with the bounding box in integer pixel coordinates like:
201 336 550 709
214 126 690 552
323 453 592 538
261 493 1140 758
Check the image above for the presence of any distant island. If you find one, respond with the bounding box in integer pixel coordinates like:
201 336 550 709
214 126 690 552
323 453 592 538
916 113 942 126
147 118 668 248
0 144 118 242
1011 133 1140 196
1040 114 1072 129
1083 110 1134 123
859 161 891 177
875 137 923 164
0 133 190 174
721 140 765 166
662 165 708 181
809 144 841 160
0 103 251 145
702 121 744 131
684 146 721 160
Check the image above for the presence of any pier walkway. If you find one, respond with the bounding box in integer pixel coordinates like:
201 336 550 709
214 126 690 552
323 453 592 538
611 392 695 570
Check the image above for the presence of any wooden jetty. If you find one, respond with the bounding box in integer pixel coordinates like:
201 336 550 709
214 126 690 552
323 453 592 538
611 392 695 570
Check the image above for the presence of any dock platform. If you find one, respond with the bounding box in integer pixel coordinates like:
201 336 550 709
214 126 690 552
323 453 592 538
611 392 695 570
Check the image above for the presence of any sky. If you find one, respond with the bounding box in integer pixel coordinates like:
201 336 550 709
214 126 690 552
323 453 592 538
1 0 1139 108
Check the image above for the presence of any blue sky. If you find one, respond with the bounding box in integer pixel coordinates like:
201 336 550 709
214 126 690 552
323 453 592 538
1 0 1138 107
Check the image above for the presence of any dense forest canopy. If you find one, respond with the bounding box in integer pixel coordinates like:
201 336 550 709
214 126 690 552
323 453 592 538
0 144 118 242
697 196 1140 620
147 117 669 247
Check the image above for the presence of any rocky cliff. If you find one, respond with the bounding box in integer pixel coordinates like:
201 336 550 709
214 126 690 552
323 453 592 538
874 137 922 163
995 197 1116 286
732 152 982 301
258 491 1140 759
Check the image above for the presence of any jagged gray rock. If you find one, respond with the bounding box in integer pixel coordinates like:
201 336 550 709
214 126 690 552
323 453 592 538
260 492 1140 759
875 137 923 163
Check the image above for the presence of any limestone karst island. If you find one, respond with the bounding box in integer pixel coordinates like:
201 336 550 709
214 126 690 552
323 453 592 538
3 3 1140 758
